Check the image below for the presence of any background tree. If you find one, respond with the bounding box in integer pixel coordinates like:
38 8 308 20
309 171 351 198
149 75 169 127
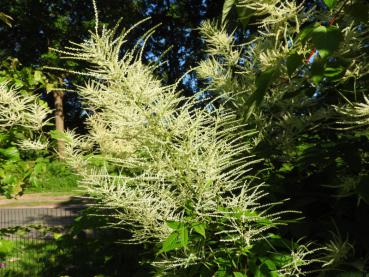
0 0 223 126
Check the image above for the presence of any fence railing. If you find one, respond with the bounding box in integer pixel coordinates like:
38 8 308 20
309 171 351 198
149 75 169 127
0 207 79 228
0 207 81 275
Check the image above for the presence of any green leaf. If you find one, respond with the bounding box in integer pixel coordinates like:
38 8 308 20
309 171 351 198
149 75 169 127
254 268 264 277
46 82 55 93
270 254 292 267
215 270 228 277
255 68 276 105
323 0 337 10
222 0 236 24
33 70 44 84
310 60 325 84
49 130 73 143
179 225 189 247
324 66 345 78
311 26 342 59
53 232 63 240
286 52 303 77
233 272 247 277
298 23 319 44
260 258 277 270
0 147 20 160
246 68 276 118
192 223 206 238
159 232 181 254
236 6 253 28
166 220 181 230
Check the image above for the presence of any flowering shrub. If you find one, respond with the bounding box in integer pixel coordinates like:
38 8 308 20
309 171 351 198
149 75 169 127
0 82 50 197
48 2 332 275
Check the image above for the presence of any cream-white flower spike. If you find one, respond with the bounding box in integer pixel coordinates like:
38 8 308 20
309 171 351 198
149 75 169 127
0 82 49 130
336 95 369 128
50 0 310 273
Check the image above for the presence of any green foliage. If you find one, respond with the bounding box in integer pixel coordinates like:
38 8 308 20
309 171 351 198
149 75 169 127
0 82 75 197
222 0 236 24
198 0 369 275
0 226 61 276
323 0 337 10
1 0 367 275
47 3 322 275
311 26 342 59
27 158 79 193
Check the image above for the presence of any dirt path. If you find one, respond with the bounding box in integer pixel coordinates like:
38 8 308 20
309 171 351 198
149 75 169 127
0 193 88 208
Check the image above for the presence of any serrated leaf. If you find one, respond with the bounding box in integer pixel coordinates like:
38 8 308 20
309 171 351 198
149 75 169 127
215 270 228 277
166 220 181 230
286 52 303 77
323 0 337 9
311 26 342 59
159 232 181 254
255 68 276 103
222 0 236 24
298 23 320 44
260 258 277 270
192 223 206 238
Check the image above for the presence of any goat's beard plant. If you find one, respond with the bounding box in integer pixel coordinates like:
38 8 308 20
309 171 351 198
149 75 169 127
0 83 50 197
50 2 324 276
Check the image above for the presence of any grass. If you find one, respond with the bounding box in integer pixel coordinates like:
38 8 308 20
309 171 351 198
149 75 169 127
0 238 58 276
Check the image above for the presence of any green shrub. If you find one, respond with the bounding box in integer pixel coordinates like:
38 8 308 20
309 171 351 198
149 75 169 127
48 2 326 275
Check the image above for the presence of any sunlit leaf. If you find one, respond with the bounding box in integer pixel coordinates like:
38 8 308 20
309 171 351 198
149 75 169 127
179 225 189 247
324 66 345 78
0 147 20 160
323 0 337 10
192 223 206 238
311 26 342 59
222 0 236 24
159 232 181 254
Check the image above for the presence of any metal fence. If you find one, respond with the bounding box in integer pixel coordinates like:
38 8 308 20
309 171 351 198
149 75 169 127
0 207 79 228
0 207 81 276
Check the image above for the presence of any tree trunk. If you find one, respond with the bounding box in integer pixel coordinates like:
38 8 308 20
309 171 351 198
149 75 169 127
53 90 65 158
